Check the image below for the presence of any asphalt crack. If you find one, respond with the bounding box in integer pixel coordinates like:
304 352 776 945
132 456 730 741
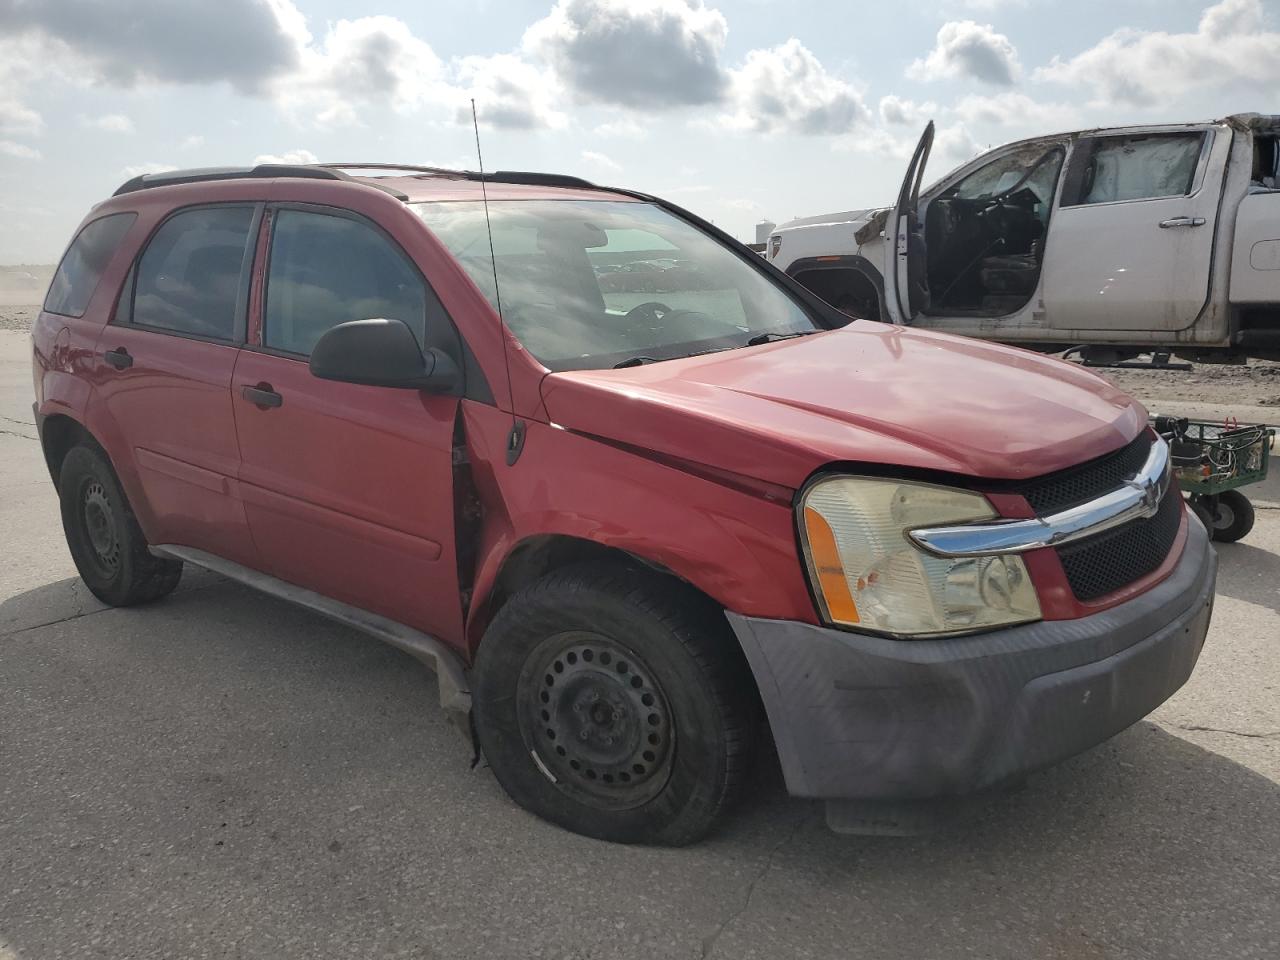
700 808 811 959
0 427 36 440
1174 724 1280 740
0 604 113 640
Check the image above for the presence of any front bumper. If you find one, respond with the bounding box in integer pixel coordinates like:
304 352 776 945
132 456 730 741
727 515 1216 807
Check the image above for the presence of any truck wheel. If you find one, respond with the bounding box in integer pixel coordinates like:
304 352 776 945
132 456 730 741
472 564 758 845
58 443 182 606
1207 490 1255 543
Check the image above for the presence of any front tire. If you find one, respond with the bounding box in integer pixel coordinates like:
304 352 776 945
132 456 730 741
472 564 758 845
58 443 182 606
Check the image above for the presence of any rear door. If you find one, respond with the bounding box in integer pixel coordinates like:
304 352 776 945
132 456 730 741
1043 126 1229 332
93 203 262 567
232 204 465 640
884 121 934 324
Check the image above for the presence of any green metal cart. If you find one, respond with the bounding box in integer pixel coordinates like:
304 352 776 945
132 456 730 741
1153 416 1275 543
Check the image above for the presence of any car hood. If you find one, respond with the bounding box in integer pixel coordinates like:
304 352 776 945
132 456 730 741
539 323 1147 491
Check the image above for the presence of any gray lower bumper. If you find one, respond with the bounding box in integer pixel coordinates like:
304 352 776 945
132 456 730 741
727 517 1217 803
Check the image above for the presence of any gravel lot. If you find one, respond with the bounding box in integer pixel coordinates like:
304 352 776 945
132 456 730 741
2 319 1278 959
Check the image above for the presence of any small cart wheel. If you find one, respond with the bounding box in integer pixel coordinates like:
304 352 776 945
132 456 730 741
1208 490 1255 543
1189 497 1214 534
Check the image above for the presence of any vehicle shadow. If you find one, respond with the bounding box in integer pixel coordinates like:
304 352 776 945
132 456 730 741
2 574 1277 959
1212 540 1280 614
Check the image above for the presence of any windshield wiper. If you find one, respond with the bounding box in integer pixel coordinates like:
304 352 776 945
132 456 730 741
745 331 815 347
612 356 661 369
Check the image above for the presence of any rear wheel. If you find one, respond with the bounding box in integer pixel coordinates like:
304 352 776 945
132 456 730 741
58 443 182 606
472 564 758 845
1207 490 1255 543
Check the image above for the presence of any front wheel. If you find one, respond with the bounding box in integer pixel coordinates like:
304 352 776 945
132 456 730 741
472 564 758 845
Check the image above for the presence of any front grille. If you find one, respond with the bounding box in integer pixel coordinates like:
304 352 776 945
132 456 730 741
1020 433 1153 515
1055 487 1183 601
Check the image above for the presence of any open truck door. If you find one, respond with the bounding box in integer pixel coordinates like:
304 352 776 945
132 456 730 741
885 121 934 324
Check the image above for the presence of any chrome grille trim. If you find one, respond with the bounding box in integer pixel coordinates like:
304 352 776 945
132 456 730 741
908 436 1172 558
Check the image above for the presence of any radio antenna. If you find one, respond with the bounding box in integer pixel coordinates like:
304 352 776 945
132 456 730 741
471 98 517 420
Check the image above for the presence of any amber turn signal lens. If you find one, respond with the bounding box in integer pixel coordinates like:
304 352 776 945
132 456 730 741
802 506 860 624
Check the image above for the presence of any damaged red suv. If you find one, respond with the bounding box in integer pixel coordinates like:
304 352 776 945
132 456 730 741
32 163 1216 843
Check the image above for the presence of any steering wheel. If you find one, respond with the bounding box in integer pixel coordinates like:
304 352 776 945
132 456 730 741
623 301 674 328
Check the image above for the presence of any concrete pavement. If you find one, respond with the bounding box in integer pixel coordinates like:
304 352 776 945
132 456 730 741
2 328 1278 959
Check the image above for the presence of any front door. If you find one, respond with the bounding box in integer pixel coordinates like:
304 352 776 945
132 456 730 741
1043 127 1228 332
232 204 464 641
93 203 261 568
884 122 934 324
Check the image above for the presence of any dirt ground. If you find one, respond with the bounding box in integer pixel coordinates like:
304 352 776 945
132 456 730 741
7 300 1279 421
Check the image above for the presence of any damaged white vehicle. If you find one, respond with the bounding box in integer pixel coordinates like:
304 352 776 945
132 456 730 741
769 114 1280 363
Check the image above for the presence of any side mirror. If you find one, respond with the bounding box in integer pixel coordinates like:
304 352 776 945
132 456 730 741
309 318 459 392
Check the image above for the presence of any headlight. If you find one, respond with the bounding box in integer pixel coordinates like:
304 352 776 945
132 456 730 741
768 235 782 259
799 476 1041 637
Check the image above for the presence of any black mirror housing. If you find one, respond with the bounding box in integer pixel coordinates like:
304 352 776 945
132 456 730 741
309 318 459 392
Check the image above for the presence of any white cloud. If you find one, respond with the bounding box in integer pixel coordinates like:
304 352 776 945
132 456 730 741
595 118 645 138
878 95 936 127
524 0 729 108
1035 0 1277 107
279 14 444 121
951 92 1079 132
723 39 870 135
0 96 43 137
121 162 177 178
0 140 41 160
453 54 566 131
934 122 984 162
253 149 319 165
908 20 1021 86
179 134 205 150
581 149 621 171
84 113 134 133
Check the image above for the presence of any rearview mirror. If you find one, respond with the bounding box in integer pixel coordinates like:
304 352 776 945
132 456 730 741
309 318 459 392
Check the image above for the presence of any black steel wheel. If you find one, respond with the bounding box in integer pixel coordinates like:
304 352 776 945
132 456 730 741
59 443 182 606
473 563 759 845
517 631 675 810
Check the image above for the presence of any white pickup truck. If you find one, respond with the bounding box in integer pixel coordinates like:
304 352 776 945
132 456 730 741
769 113 1280 363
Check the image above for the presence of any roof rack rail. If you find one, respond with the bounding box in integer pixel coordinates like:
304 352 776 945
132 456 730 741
318 163 599 191
319 162 470 177
111 164 410 201
482 170 598 189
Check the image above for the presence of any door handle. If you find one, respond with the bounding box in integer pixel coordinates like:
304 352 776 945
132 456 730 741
241 383 283 409
1158 217 1206 228
103 347 133 370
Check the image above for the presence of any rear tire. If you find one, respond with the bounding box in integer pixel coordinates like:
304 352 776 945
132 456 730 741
1208 490 1255 543
58 443 182 606
472 564 758 845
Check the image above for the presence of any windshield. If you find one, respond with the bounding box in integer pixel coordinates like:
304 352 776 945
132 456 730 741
413 199 820 371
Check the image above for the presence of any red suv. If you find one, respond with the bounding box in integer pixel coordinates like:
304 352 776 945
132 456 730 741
32 163 1216 844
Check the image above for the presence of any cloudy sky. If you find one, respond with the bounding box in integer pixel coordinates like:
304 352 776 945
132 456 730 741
0 0 1274 262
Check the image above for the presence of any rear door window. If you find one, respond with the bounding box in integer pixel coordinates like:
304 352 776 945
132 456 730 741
125 206 256 341
1063 133 1205 206
263 209 428 356
44 213 137 317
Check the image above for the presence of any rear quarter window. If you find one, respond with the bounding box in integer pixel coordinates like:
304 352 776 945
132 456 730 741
43 213 137 318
